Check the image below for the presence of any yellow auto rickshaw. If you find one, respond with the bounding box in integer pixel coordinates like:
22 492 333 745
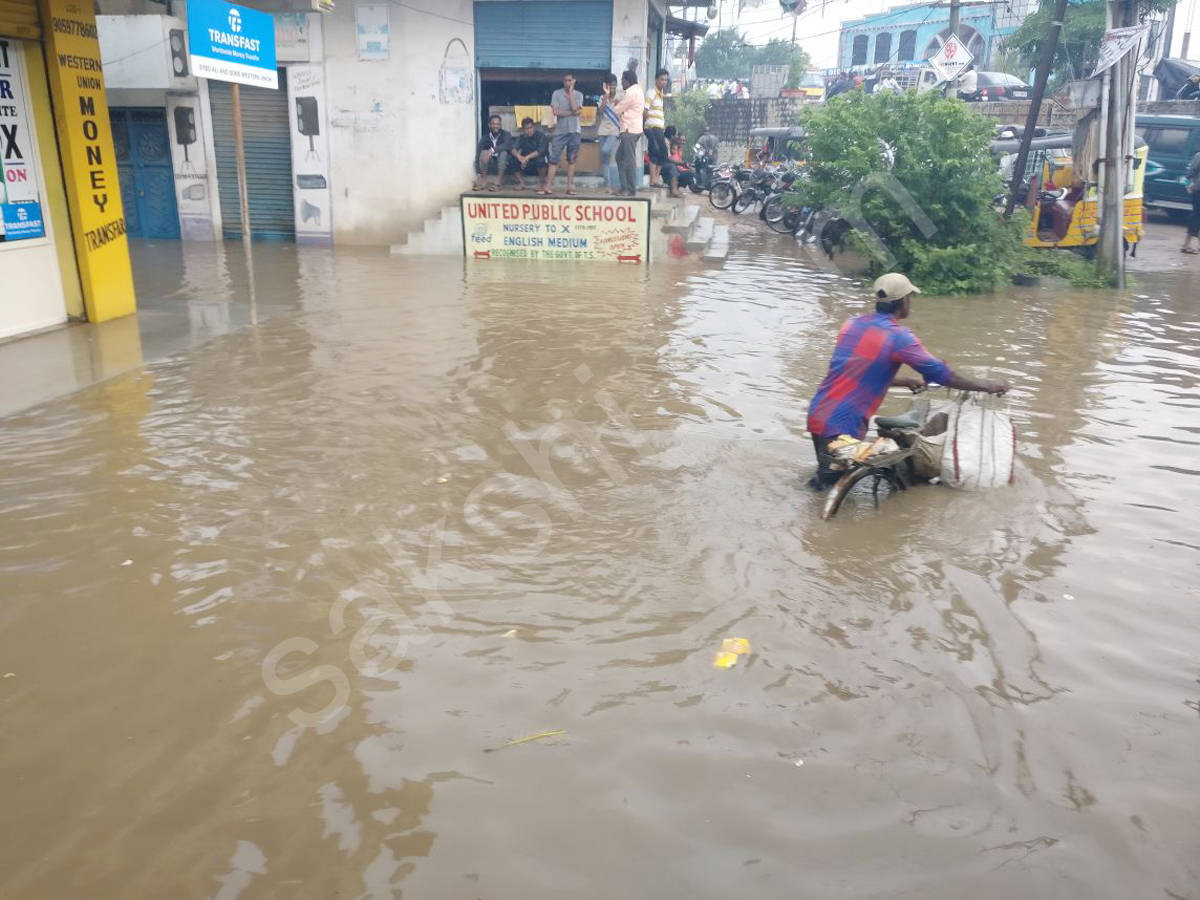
995 132 1147 250
745 126 807 167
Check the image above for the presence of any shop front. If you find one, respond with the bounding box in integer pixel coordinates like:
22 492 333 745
474 0 614 176
1 0 135 341
0 20 76 339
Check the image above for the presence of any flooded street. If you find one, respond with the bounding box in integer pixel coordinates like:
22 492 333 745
2 238 1198 899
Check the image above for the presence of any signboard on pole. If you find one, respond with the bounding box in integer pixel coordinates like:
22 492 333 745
1092 25 1148 78
461 196 652 263
929 34 973 83
187 0 278 89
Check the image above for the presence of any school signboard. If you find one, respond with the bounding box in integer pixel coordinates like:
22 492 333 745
187 0 278 89
461 196 652 263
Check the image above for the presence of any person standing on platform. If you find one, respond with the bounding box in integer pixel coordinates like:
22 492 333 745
543 72 584 195
644 68 670 189
613 69 645 197
598 73 622 195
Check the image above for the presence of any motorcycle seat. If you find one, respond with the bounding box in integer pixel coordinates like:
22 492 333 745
875 410 923 430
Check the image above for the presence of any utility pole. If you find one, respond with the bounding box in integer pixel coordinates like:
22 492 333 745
1096 0 1137 287
948 0 961 39
1004 0 1070 217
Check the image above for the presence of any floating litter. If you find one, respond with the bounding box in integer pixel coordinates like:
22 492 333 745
1063 594 1074 600
436 476 450 484
713 637 752 668
484 730 567 753
503 629 517 638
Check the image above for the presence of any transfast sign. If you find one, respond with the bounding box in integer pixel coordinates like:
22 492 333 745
187 0 278 89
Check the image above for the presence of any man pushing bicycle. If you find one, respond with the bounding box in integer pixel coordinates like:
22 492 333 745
807 273 1010 490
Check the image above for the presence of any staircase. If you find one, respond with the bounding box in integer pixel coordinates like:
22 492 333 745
392 206 464 256
391 190 729 265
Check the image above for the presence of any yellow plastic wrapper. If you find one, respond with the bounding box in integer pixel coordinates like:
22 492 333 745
713 638 752 668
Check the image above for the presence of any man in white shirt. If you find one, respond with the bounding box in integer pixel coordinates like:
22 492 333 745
955 66 978 100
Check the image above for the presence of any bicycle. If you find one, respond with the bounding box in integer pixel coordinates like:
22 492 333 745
820 396 935 520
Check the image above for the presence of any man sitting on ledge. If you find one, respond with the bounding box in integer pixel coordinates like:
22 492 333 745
475 115 514 192
511 118 549 192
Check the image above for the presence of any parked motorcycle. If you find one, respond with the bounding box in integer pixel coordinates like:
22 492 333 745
689 144 718 194
709 165 752 210
731 168 780 214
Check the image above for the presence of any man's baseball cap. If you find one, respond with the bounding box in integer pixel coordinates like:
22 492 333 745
873 273 921 302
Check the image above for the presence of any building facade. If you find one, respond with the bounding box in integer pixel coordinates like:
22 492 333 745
1 0 134 340
835 0 1038 73
89 0 669 250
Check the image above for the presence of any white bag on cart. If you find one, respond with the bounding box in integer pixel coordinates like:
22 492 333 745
939 393 1016 490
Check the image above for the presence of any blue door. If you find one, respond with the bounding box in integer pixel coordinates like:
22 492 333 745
110 108 181 240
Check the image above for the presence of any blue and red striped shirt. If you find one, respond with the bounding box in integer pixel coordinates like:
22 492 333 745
807 312 954 439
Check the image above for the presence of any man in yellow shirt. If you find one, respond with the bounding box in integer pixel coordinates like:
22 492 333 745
644 68 669 189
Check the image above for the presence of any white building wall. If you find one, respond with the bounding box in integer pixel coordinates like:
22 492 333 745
323 0 475 245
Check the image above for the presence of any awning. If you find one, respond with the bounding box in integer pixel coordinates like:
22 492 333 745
666 15 709 39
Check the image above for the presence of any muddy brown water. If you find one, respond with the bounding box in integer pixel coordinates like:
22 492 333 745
1 239 1198 900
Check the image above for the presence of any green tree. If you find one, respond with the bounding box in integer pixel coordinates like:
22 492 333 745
794 91 1023 294
695 31 812 83
695 30 756 80
666 88 712 159
1002 0 1171 90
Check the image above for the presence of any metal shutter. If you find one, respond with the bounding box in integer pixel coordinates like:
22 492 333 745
475 1 612 70
0 0 40 40
208 72 295 241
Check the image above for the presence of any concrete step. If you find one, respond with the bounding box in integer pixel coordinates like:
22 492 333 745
701 225 730 264
686 215 715 252
662 203 699 235
391 204 463 256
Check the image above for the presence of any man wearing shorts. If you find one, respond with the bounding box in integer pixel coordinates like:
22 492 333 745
644 68 669 188
544 72 583 195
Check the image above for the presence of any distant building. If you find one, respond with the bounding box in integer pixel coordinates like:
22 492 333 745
835 0 1037 72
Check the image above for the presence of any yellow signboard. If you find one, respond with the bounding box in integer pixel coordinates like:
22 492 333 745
39 0 136 323
461 196 652 263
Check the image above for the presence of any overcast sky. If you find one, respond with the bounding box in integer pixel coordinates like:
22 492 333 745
692 0 1200 71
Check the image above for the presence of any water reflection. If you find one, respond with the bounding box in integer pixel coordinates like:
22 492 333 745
0 237 1198 900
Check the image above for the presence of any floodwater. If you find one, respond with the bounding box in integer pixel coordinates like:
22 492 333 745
1 237 1198 900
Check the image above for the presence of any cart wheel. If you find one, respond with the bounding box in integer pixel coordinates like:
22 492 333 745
821 467 876 520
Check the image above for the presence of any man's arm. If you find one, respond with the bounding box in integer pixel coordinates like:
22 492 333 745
550 91 573 117
895 334 1009 394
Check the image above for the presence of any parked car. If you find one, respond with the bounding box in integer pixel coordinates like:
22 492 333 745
962 72 1032 102
1135 114 1200 214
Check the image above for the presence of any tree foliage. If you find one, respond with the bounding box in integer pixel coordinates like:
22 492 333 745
793 91 1024 294
695 31 812 82
666 89 712 159
1002 0 1171 90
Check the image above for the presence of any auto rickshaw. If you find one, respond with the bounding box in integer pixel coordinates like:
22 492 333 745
993 132 1147 250
745 126 807 167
